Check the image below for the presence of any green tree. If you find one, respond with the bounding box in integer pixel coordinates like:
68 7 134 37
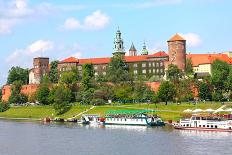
186 58 193 76
175 79 194 102
211 60 230 91
53 84 72 115
198 82 212 101
36 79 50 105
0 87 2 101
167 64 182 82
0 101 10 112
80 64 95 91
60 71 78 87
106 55 131 83
157 81 176 105
7 67 29 85
8 80 28 104
49 60 59 83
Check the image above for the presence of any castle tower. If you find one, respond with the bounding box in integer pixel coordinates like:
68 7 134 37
129 42 137 56
167 33 186 71
141 42 148 55
112 28 125 56
29 57 49 84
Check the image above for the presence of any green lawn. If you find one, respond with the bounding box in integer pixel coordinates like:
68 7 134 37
0 102 229 121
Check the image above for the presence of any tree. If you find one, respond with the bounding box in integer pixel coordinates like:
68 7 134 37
167 64 182 82
114 84 133 103
80 64 95 91
0 101 10 112
8 80 28 104
36 84 50 105
106 55 131 83
186 58 193 76
175 79 194 102
49 60 59 83
198 82 212 101
59 71 78 87
53 84 72 115
211 60 230 91
157 81 176 105
7 67 29 85
0 87 2 101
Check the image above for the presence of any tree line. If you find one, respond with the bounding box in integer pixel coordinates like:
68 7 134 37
1 55 232 114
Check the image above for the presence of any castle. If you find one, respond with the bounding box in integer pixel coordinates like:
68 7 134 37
2 29 232 102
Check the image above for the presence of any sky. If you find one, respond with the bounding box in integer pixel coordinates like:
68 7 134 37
0 0 232 86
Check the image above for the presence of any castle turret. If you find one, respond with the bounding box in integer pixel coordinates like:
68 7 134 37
29 57 49 84
167 33 186 71
112 28 125 56
129 42 137 56
141 42 148 55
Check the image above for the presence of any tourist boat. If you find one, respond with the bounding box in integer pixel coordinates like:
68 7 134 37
173 114 232 132
77 115 90 124
103 109 165 126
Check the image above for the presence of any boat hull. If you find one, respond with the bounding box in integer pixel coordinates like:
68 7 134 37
174 126 232 132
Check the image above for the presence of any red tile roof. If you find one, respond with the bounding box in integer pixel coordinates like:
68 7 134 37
60 57 78 63
150 51 169 57
168 33 186 42
59 51 168 65
187 53 232 66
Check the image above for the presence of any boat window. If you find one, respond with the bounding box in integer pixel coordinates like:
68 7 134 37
136 119 138 121
207 125 209 128
215 125 218 128
199 125 201 127
211 125 213 128
196 117 200 120
141 119 143 122
203 125 205 127
125 119 127 121
202 117 206 120
229 127 231 130
187 124 189 127
192 117 196 120
183 124 185 127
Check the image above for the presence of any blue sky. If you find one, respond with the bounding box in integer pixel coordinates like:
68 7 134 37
0 0 232 86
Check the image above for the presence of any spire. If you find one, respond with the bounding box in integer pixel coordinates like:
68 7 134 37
113 27 125 56
129 42 137 51
129 42 137 56
141 41 148 55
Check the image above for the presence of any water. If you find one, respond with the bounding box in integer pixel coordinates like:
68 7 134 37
0 120 232 155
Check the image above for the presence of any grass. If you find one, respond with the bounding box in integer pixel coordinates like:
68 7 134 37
0 102 229 121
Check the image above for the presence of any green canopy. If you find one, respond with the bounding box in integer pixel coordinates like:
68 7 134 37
105 109 155 115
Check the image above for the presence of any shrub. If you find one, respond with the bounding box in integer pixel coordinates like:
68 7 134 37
0 102 10 112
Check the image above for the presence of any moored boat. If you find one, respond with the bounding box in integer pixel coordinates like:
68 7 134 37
103 109 165 126
173 114 232 132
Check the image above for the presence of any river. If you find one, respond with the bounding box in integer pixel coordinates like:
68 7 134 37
0 119 231 155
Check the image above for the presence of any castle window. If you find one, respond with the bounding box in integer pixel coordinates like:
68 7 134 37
142 70 146 74
94 72 98 76
149 63 152 67
103 72 106 75
103 66 106 70
149 69 152 73
160 63 163 67
156 62 159 66
133 64 138 68
134 70 137 74
94 66 98 70
142 63 146 67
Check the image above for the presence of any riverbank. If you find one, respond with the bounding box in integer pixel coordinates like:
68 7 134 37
0 102 229 121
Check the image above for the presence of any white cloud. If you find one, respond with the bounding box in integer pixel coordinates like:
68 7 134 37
61 10 110 31
27 40 54 54
84 10 110 29
62 17 81 30
0 0 57 35
6 40 54 65
180 33 202 48
72 52 82 58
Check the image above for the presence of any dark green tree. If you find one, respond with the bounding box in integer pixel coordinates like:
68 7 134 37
186 58 193 76
106 55 131 83
167 64 182 82
0 87 2 101
7 67 29 85
49 60 59 83
175 79 194 102
211 60 230 91
8 80 28 104
198 82 212 101
80 64 95 91
59 71 78 87
53 84 72 115
157 81 176 105
36 77 50 105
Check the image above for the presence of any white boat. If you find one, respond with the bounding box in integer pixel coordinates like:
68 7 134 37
173 114 232 132
103 109 165 126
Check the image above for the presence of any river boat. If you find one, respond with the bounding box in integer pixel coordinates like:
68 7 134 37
66 117 77 122
77 115 90 124
173 114 232 132
103 109 165 126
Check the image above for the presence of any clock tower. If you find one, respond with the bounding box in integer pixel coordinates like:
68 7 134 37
167 33 186 71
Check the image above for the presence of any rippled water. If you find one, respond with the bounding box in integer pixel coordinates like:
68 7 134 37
0 119 231 155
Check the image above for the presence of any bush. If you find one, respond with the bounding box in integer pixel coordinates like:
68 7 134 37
91 98 106 106
0 102 10 112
